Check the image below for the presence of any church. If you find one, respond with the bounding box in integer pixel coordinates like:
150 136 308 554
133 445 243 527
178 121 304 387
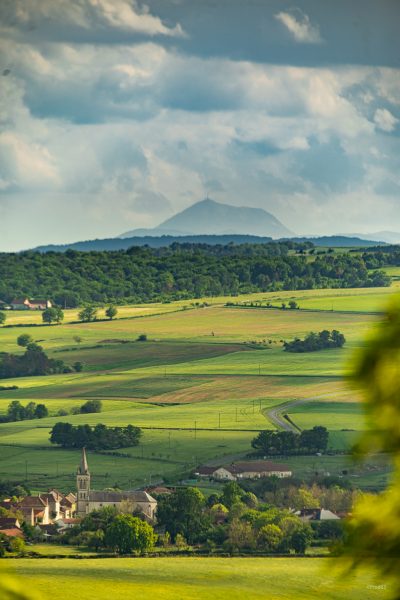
76 448 157 522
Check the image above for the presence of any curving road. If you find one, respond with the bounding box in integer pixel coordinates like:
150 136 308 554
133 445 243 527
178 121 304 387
264 391 343 433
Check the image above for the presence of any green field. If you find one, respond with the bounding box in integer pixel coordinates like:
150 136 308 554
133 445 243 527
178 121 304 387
0 286 398 491
5 557 391 600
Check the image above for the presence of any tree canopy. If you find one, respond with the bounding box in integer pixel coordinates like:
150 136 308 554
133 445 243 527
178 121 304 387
0 244 391 306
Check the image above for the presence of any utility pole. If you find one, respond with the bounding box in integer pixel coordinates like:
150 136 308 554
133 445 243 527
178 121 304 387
258 363 261 375
218 413 221 429
194 420 197 439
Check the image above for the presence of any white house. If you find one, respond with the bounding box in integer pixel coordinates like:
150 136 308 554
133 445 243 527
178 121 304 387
195 460 292 481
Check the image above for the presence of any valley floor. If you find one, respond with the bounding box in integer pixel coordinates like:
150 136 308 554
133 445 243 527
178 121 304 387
3 557 392 600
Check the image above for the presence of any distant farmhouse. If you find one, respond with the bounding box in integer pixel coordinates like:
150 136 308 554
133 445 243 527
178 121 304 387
195 460 292 481
10 298 52 310
77 448 157 522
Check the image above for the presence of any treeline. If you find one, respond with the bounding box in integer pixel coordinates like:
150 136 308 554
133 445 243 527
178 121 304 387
0 400 48 423
283 330 345 353
0 343 67 379
0 243 390 306
362 247 400 268
49 422 142 450
251 427 329 456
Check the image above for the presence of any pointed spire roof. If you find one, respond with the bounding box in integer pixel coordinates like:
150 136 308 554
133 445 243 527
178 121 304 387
78 447 89 475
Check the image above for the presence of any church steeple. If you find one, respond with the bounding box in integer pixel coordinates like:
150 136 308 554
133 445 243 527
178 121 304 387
76 447 90 517
78 447 89 475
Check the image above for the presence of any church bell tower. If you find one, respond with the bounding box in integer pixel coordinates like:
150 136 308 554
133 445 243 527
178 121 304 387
76 447 90 517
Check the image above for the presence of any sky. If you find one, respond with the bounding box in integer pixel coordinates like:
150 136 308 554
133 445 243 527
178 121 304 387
0 0 399 251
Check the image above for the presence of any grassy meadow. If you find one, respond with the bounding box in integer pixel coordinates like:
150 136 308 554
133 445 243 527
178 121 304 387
4 557 391 600
0 285 397 491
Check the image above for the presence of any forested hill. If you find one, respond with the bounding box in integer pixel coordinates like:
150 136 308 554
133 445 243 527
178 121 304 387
32 234 383 253
0 243 391 306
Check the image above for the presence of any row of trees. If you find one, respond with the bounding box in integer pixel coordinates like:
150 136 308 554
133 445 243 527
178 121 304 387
251 427 329 456
283 330 346 353
78 305 117 322
0 400 48 423
0 244 390 306
0 342 68 379
49 422 142 450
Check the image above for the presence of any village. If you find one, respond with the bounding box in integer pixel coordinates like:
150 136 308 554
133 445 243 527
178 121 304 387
0 447 344 554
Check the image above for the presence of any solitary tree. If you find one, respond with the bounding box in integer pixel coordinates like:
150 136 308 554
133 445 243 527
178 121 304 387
105 514 155 554
105 305 118 320
78 306 98 322
42 307 64 324
0 311 6 326
17 334 32 348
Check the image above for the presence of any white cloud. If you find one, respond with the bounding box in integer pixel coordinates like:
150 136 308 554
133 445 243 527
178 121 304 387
275 8 322 44
0 0 184 38
373 108 399 132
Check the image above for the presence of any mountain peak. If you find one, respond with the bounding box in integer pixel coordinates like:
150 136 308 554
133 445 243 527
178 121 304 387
121 199 294 238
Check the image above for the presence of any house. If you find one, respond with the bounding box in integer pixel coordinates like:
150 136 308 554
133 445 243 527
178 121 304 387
40 490 62 520
194 466 216 478
10 298 31 310
294 508 341 521
0 517 21 530
76 448 157 522
10 298 52 311
60 492 77 518
16 496 50 526
233 461 292 479
211 466 238 481
54 517 81 532
0 528 24 539
29 299 52 310
195 460 292 481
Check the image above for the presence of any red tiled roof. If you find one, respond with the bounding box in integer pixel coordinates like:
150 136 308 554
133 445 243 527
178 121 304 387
0 528 23 538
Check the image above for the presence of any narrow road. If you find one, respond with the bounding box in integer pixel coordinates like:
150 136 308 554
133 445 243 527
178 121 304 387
264 391 344 433
265 399 308 432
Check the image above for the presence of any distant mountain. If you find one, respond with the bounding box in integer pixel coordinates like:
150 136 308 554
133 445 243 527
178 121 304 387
120 199 294 239
292 236 386 247
33 234 274 253
340 231 400 244
32 233 384 253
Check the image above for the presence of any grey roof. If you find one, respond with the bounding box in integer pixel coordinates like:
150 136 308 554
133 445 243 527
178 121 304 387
89 490 156 504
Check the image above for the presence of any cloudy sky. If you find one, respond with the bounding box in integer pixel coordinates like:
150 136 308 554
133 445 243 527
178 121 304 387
0 0 399 250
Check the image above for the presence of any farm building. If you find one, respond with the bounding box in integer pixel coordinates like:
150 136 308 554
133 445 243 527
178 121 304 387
294 508 341 521
76 448 157 521
195 460 292 481
10 298 52 310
